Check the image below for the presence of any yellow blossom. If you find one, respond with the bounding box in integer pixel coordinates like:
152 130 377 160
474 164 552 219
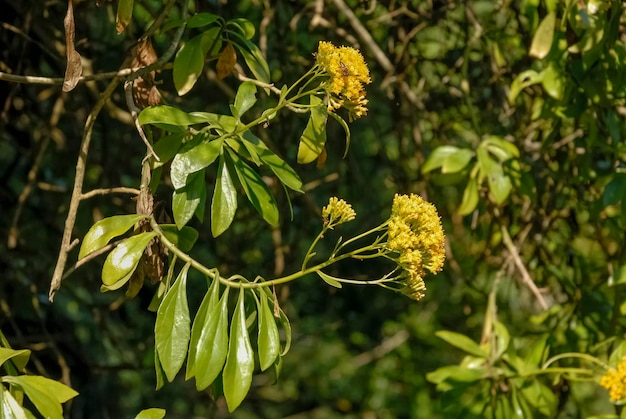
322 197 356 228
601 358 626 402
314 41 371 119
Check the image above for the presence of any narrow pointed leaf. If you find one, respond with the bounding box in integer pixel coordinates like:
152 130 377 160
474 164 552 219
187 13 220 28
79 214 147 260
529 12 556 59
297 96 328 164
2 375 74 419
116 0 134 34
171 139 222 190
230 153 279 226
138 105 210 126
232 81 257 118
172 171 207 229
458 177 479 215
257 292 280 371
101 232 157 286
223 288 254 412
212 157 238 237
435 330 488 358
194 283 230 390
160 225 199 252
135 408 166 419
0 348 31 372
317 271 343 288
155 263 191 382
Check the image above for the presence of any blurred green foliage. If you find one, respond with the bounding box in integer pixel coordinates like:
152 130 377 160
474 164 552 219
3 0 626 417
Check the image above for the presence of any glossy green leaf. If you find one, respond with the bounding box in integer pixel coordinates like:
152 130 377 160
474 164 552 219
155 263 191 382
172 171 207 229
422 146 463 173
297 95 328 164
151 133 184 168
186 276 216 379
171 139 221 190
426 365 486 384
458 177 479 215
160 225 199 252
154 344 165 390
509 70 544 103
193 282 229 390
257 291 280 371
223 288 254 412
212 157 238 237
1 388 27 419
187 13 220 28
442 148 475 174
241 131 302 192
138 105 210 127
79 214 147 260
115 0 134 34
231 33 270 84
101 232 157 286
0 348 30 372
230 152 279 226
435 330 488 358
488 170 512 204
529 12 556 59
135 408 166 419
541 63 565 100
188 113 237 132
227 18 255 39
232 81 257 119
173 28 221 95
317 271 343 288
2 375 77 419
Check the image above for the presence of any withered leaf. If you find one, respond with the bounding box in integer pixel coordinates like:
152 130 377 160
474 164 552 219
62 0 82 92
216 43 237 80
132 38 161 109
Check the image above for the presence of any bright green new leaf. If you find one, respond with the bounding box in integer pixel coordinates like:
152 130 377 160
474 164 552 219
223 288 254 412
0 348 30 372
2 388 28 419
115 0 134 34
509 70 544 103
442 148 475 174
212 157 238 237
187 13 220 28
529 12 556 59
426 365 486 385
230 152 279 226
79 214 147 260
458 177 479 215
488 170 512 204
193 282 230 390
317 271 343 289
227 18 255 39
101 232 157 286
232 81 257 119
155 263 191 382
170 139 222 190
422 146 462 173
134 408 166 419
2 375 77 419
151 133 184 168
257 291 280 371
172 171 207 229
435 330 489 358
138 105 210 127
173 28 221 95
160 225 199 252
297 96 328 164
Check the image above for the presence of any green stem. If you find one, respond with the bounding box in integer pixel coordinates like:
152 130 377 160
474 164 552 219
542 352 610 370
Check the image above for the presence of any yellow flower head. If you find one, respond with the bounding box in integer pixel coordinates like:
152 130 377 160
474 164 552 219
386 194 445 300
322 197 356 228
601 358 626 402
315 41 371 120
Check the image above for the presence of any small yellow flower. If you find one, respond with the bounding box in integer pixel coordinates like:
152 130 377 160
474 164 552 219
386 194 445 300
601 358 626 402
322 197 356 228
314 41 371 119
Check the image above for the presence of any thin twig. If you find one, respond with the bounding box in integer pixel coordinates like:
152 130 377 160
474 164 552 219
80 187 141 200
124 79 159 160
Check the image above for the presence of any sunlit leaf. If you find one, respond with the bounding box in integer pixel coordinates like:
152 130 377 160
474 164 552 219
134 408 166 419
171 138 222 190
529 12 556 59
317 271 343 288
101 232 157 286
172 171 207 229
435 330 488 358
0 348 30 372
422 146 463 173
223 288 254 412
79 214 147 260
257 291 280 371
139 105 210 126
458 177 479 215
155 263 191 382
116 0 134 34
297 96 328 164
212 157 238 237
232 81 257 119
2 375 77 419
160 225 199 252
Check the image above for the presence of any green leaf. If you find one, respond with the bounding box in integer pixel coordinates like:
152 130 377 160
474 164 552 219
422 146 463 173
297 95 328 164
241 131 302 192
227 18 255 39
79 214 147 260
173 28 221 95
187 13 220 28
223 288 255 412
187 276 215 379
232 81 257 119
212 157 238 237
509 70 544 103
524 334 548 368
160 225 199 252
151 133 184 168
154 344 165 390
442 148 475 174
155 263 191 382
138 105 210 127
257 291 280 371
101 232 157 286
529 12 556 59
188 113 237 132
2 376 77 419
0 348 31 372
1 388 28 419
487 170 512 204
116 0 134 34
435 330 488 358
458 177 479 215
229 152 279 226
135 408 166 419
317 271 343 288
493 321 511 358
171 138 222 190
193 282 230 390
172 171 207 229
328 112 351 158
541 64 565 100
231 34 271 84
426 365 486 384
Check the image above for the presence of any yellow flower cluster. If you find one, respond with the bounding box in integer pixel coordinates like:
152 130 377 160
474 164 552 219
315 41 371 120
601 358 626 402
387 194 445 300
322 197 357 228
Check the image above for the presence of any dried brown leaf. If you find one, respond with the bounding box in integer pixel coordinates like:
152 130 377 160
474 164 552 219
216 43 237 80
62 0 82 92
